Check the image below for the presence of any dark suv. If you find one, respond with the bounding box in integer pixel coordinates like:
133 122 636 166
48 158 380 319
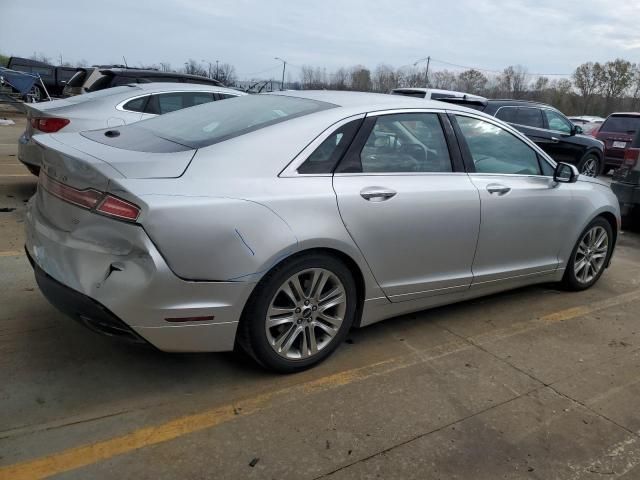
595 113 640 170
478 100 605 177
63 67 223 97
611 128 640 227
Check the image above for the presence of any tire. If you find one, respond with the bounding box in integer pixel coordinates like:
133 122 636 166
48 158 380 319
577 153 601 177
561 217 614 291
237 253 357 373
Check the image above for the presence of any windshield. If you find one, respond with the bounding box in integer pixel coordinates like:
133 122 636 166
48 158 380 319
601 115 640 134
134 94 335 149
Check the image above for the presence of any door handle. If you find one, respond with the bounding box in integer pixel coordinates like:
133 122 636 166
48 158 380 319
551 137 560 143
360 187 397 202
486 184 511 195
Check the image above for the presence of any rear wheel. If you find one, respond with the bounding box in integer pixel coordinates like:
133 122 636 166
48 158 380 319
561 218 613 291
578 154 600 177
237 253 357 373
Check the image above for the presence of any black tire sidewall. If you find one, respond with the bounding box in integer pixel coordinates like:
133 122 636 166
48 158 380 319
563 217 613 290
241 253 357 373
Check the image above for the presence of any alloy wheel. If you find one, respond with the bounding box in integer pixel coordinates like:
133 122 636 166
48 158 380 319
581 157 599 177
574 225 608 284
265 268 347 360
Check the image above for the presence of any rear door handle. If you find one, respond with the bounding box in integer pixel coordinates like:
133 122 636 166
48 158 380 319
486 184 511 195
360 187 397 202
551 137 560 143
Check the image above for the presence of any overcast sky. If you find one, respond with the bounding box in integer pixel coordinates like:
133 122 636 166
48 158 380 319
3 0 640 80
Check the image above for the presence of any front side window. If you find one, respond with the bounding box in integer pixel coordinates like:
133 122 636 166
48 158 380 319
515 108 544 128
545 110 572 133
349 113 452 173
456 115 541 175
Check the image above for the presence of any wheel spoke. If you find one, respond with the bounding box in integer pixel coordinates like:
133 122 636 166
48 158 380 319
594 231 607 249
314 318 338 336
280 325 302 354
290 275 306 301
308 326 318 354
317 312 342 328
310 270 329 300
273 323 297 350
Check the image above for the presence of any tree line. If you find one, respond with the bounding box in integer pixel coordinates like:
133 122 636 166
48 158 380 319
4 52 640 116
292 59 640 116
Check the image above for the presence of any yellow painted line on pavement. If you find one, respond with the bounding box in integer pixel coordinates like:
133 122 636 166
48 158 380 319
2 290 639 479
0 250 23 257
0 342 471 480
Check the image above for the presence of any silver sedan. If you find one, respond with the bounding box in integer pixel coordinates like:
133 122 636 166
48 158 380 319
18 82 244 175
25 91 620 372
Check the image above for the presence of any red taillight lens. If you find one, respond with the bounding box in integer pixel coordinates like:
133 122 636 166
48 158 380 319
97 195 140 221
624 148 640 167
40 174 140 222
40 174 102 209
30 117 70 133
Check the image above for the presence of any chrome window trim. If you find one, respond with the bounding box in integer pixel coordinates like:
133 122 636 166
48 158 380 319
450 110 557 174
279 114 366 177
115 90 236 113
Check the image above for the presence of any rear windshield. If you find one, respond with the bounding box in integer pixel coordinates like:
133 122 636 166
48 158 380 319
66 70 88 88
63 85 141 104
134 94 335 149
601 115 640 134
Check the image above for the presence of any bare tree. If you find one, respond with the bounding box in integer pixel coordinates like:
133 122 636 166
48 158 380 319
456 69 487 94
373 64 397 93
430 70 456 90
159 62 173 72
598 59 634 109
217 63 237 85
350 66 372 92
573 62 603 113
499 65 528 98
29 52 52 64
183 59 207 77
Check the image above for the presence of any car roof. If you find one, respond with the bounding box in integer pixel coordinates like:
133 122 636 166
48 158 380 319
606 112 640 117
487 99 552 108
133 83 244 95
268 90 482 114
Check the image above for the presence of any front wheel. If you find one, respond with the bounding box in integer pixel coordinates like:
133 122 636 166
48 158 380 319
561 218 613 291
237 253 357 373
578 154 600 177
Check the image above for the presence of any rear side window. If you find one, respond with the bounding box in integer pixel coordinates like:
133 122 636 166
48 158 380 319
298 119 362 174
145 92 216 115
495 107 517 123
122 96 149 113
216 93 237 100
87 74 115 91
601 115 640 134
135 94 335 148
544 110 573 133
456 115 541 175
515 108 544 128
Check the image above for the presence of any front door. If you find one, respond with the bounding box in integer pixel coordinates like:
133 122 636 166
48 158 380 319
333 111 480 302
453 113 574 285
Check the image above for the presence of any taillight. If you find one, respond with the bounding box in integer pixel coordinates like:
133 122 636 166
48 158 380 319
623 148 640 168
39 174 140 222
96 195 140 221
30 117 70 133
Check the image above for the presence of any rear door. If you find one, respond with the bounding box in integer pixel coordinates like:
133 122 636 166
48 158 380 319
452 113 574 285
333 110 480 302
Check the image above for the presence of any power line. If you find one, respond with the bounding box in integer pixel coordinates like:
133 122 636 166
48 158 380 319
428 57 572 77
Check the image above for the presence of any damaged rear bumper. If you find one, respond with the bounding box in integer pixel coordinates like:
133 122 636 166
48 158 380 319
25 195 256 352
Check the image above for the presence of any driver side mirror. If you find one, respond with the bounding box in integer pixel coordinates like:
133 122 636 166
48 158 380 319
572 125 583 135
554 162 579 183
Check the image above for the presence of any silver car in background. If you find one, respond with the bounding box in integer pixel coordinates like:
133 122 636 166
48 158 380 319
18 83 244 174
25 91 620 372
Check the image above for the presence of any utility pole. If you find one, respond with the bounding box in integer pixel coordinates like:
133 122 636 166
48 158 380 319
413 56 431 87
216 60 219 80
274 57 287 90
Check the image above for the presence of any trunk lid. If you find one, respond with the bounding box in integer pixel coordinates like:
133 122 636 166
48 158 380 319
35 132 196 179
